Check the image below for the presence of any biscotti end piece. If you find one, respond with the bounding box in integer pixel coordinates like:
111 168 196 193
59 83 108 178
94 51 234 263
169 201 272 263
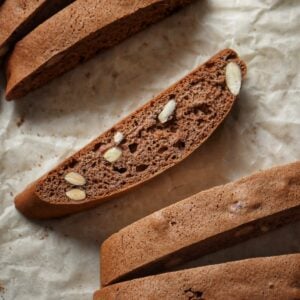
94 254 300 300
14 49 246 219
100 161 300 286
0 0 74 58
5 0 194 100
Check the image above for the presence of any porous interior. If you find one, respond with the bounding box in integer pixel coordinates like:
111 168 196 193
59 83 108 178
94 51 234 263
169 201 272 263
36 49 245 204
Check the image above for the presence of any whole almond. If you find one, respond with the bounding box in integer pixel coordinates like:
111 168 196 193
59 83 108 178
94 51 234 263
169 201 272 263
225 62 242 96
158 99 176 123
64 172 86 186
103 147 122 163
66 189 86 201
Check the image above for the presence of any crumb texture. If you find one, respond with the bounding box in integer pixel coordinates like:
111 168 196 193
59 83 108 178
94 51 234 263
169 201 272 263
35 49 246 205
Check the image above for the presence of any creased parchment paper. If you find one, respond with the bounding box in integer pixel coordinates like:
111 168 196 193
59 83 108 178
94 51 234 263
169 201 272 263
0 0 300 299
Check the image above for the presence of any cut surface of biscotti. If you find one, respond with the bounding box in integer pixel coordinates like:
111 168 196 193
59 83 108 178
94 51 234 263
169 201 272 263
0 0 74 58
14 49 246 219
6 0 194 99
94 254 300 300
100 161 300 286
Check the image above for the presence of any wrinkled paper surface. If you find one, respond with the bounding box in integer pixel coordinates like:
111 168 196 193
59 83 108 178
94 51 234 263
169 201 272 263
0 0 300 299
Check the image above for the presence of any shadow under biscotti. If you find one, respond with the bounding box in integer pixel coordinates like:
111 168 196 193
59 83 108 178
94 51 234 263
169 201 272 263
178 220 300 271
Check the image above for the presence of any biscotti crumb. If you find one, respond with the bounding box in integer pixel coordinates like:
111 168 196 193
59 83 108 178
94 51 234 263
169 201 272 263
158 99 176 123
64 172 86 186
65 189 86 201
226 62 242 95
103 147 122 163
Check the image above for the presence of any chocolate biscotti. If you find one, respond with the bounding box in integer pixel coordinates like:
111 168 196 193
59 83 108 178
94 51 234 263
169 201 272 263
100 161 300 286
14 49 246 219
94 254 300 299
5 0 194 99
0 0 74 58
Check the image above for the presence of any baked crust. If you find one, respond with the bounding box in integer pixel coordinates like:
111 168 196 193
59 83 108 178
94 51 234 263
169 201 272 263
100 161 300 286
95 254 300 299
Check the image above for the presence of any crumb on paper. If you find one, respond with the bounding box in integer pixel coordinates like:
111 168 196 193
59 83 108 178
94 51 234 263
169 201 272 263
16 116 25 127
0 283 5 293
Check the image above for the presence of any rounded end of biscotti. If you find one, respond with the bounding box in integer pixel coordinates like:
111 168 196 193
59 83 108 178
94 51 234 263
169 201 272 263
14 181 55 219
14 181 74 219
93 290 101 300
15 180 103 219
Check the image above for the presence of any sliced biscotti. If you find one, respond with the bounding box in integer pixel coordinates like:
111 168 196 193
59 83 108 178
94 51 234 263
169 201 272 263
94 254 300 299
0 0 74 58
14 49 246 219
5 0 194 99
100 161 300 286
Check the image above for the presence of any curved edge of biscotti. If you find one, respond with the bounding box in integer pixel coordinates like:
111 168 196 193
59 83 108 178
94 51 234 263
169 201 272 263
14 179 93 219
14 49 246 219
0 0 74 60
4 0 195 100
94 254 300 299
99 160 300 286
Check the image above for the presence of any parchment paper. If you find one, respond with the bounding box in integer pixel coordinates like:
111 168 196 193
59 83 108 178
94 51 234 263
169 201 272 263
1 0 300 299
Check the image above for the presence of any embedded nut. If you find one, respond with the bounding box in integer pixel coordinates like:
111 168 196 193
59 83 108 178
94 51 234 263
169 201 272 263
229 201 245 214
158 99 176 123
66 189 86 201
103 147 122 163
64 172 86 186
113 131 124 145
225 62 242 96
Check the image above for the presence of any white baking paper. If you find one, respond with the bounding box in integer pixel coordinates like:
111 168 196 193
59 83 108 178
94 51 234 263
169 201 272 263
0 0 300 299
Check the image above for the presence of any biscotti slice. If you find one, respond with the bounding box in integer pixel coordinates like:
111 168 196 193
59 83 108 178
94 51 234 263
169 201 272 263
5 0 194 99
100 161 300 286
14 49 246 219
0 0 74 58
94 254 300 300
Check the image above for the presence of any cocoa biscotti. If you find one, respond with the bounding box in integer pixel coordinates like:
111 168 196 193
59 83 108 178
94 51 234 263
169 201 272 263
14 49 246 219
94 254 300 299
6 0 194 99
0 0 74 57
100 161 300 286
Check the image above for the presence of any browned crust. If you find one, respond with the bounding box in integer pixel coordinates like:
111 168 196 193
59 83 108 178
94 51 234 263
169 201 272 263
100 161 300 286
94 254 300 299
14 49 246 219
14 180 101 219
5 0 194 100
0 0 74 57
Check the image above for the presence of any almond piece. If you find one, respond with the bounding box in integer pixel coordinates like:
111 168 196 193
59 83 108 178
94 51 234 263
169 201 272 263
225 62 242 96
103 147 122 163
66 189 86 201
114 131 124 145
64 172 86 186
158 99 176 123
